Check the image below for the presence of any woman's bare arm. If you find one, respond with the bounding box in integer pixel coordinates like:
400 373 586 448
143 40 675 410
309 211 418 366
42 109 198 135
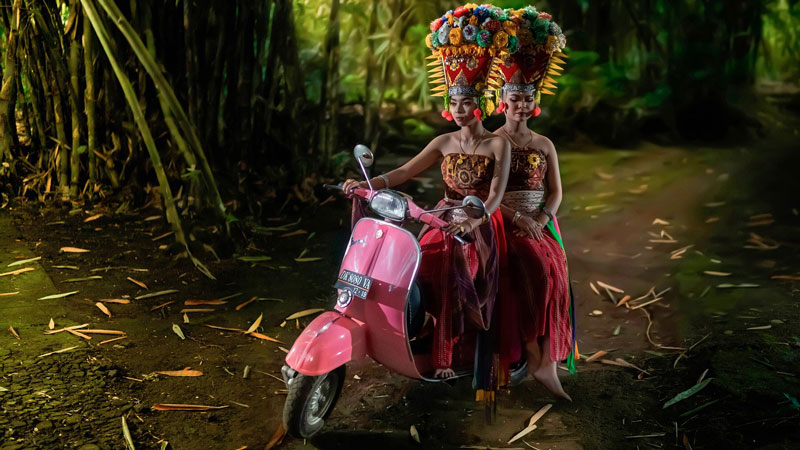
541 137 563 217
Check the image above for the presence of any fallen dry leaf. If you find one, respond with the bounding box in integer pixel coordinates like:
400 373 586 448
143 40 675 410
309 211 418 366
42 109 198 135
98 336 127 345
280 229 308 238
235 296 257 311
703 271 731 277
84 213 103 223
772 275 800 281
8 326 20 340
156 368 203 377
172 324 186 340
184 299 227 306
0 267 35 277
49 318 55 330
67 329 91 340
0 291 19 296
246 314 263 334
597 281 624 293
628 184 648 194
747 325 772 331
616 295 632 307
127 277 148 289
80 329 126 335
294 257 323 263
410 425 421 444
180 308 215 313
37 346 79 358
586 350 609 363
249 332 284 344
265 424 287 450
102 299 130 304
149 300 175 311
60 247 90 253
95 302 111 317
285 308 325 321
589 282 600 296
151 403 228 411
205 324 247 332
652 218 670 226
44 324 89 335
136 289 179 300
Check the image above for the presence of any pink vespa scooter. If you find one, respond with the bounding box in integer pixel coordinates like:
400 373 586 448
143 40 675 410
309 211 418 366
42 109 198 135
281 145 526 438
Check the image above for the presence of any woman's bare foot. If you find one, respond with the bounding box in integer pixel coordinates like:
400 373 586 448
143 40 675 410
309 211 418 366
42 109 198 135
434 368 455 379
532 361 571 401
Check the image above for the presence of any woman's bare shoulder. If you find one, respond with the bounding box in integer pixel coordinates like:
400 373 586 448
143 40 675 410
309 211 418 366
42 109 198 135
531 132 556 155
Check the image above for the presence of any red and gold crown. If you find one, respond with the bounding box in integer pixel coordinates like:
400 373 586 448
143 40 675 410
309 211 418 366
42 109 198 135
425 4 519 117
493 6 567 103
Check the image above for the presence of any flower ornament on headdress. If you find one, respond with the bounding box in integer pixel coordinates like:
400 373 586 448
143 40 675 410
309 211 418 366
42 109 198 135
494 5 567 113
425 4 518 121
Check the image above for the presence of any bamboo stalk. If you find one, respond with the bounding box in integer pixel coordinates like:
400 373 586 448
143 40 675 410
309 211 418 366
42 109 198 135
261 0 280 134
21 34 48 152
203 0 228 149
83 8 97 191
79 0 188 260
319 0 341 172
93 0 226 226
0 0 23 172
68 0 82 198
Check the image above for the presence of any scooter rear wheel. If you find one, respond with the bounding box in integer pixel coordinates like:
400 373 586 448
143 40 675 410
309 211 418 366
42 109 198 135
282 365 345 438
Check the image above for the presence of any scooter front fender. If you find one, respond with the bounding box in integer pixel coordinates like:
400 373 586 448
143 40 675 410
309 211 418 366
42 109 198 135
285 311 366 376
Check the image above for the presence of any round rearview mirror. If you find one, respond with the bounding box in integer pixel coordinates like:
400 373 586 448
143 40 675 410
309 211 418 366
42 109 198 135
461 195 487 220
353 144 374 168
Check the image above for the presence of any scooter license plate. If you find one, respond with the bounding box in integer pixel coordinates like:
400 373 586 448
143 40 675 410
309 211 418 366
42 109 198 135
334 269 373 299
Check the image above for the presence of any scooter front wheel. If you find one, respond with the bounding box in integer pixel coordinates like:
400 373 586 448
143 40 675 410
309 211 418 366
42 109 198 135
282 365 346 439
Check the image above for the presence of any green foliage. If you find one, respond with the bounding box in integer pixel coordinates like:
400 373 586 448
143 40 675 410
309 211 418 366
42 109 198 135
758 0 800 80
402 118 434 138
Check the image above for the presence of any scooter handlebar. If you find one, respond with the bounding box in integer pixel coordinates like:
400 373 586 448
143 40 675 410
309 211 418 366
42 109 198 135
338 184 472 245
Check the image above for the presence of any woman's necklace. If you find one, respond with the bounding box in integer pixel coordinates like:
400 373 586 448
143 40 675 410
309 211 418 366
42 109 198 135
501 126 534 149
459 130 488 156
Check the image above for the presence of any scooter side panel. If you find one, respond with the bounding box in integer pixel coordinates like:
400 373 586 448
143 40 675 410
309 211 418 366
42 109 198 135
335 218 423 379
285 311 367 376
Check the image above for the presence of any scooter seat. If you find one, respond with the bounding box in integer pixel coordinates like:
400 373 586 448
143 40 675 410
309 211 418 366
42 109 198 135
406 281 425 340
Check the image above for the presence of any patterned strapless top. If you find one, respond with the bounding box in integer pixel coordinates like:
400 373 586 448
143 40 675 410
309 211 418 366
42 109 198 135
441 153 494 201
506 146 547 192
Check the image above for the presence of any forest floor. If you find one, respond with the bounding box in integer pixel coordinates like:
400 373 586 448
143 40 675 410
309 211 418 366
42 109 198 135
2 108 800 449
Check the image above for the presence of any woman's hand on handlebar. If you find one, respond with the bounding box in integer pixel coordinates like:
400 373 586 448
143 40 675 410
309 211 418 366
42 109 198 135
342 179 368 195
445 217 483 237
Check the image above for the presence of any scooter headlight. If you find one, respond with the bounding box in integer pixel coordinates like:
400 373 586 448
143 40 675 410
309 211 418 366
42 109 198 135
369 190 407 221
337 290 353 307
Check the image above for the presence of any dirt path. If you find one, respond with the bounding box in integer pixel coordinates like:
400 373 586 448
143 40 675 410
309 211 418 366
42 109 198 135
2 122 799 449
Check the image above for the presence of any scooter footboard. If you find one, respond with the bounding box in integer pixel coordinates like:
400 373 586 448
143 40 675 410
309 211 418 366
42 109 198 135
285 311 366 376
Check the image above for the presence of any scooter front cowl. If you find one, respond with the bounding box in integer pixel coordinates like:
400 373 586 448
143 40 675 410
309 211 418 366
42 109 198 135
286 311 366 376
